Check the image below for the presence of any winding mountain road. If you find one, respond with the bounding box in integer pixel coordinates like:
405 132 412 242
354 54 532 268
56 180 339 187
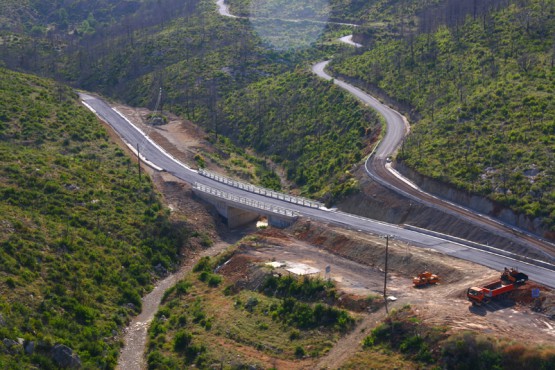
92 2 555 368
312 61 555 263
79 92 555 288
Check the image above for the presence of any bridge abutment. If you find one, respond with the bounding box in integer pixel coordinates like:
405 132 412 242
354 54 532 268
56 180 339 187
193 186 297 229
268 215 296 228
226 206 260 229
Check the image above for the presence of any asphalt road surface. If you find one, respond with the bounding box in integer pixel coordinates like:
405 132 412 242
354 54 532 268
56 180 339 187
312 61 555 264
79 93 555 288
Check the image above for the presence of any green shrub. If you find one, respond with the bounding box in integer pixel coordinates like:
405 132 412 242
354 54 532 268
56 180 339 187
207 274 222 287
193 256 212 273
441 332 502 370
5 277 16 289
261 274 335 301
175 281 191 295
245 297 259 312
147 350 168 370
194 154 205 169
362 335 375 348
273 297 354 331
198 270 210 282
173 330 193 352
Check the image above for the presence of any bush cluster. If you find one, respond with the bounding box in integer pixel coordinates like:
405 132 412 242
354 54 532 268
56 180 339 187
261 275 353 331
261 274 336 301
271 298 354 331
193 257 222 287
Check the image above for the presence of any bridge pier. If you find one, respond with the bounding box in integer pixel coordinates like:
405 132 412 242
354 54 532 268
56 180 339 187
226 206 259 229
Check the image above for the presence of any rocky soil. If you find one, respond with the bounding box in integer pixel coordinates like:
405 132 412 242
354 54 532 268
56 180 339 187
215 221 555 369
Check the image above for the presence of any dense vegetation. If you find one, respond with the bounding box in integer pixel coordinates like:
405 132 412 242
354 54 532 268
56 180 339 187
226 0 441 25
1 0 382 202
0 68 187 368
347 305 555 369
146 254 356 368
56 0 382 201
332 0 555 229
5 0 553 225
0 0 187 35
217 70 381 200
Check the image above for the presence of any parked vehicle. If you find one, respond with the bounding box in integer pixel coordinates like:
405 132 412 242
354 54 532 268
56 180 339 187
413 271 439 287
467 268 528 305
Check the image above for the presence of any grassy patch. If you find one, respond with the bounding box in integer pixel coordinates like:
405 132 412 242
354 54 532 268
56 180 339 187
146 255 358 368
0 68 187 368
355 305 555 369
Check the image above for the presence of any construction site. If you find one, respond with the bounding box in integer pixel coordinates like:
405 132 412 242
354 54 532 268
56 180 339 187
114 101 555 369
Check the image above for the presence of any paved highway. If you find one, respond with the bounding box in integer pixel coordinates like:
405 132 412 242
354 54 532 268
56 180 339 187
313 61 555 265
313 61 410 161
79 93 555 288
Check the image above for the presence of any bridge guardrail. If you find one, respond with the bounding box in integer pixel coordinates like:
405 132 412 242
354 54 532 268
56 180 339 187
194 183 298 218
198 168 324 209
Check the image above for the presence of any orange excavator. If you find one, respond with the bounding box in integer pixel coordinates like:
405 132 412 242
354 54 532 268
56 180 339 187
413 271 440 287
500 267 528 284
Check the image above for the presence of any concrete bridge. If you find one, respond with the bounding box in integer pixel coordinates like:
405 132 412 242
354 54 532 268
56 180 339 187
198 169 323 208
192 183 299 228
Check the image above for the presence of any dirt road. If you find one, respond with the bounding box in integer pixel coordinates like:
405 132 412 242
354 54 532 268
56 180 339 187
116 172 250 369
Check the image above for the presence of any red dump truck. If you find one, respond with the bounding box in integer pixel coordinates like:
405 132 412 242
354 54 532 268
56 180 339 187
467 268 528 305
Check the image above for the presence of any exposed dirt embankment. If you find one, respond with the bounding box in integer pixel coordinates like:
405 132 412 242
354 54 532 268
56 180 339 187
337 166 551 262
290 220 486 286
288 220 555 340
395 161 554 242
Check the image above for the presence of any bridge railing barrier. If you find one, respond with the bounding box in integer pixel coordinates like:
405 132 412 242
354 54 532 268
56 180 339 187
193 183 298 218
198 168 324 209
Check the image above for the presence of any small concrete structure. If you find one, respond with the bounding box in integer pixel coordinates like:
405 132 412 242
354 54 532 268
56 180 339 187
285 261 320 276
214 200 259 229
193 184 298 229
265 261 319 276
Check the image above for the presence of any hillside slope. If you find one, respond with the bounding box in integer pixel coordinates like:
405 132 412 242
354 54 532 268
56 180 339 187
0 68 187 368
331 0 555 230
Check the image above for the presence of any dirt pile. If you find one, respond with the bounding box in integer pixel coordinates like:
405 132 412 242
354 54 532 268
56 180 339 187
509 282 555 318
290 219 477 284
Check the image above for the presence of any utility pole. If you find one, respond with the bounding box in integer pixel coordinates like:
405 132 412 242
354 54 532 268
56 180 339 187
137 143 141 182
154 87 162 114
384 235 390 314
